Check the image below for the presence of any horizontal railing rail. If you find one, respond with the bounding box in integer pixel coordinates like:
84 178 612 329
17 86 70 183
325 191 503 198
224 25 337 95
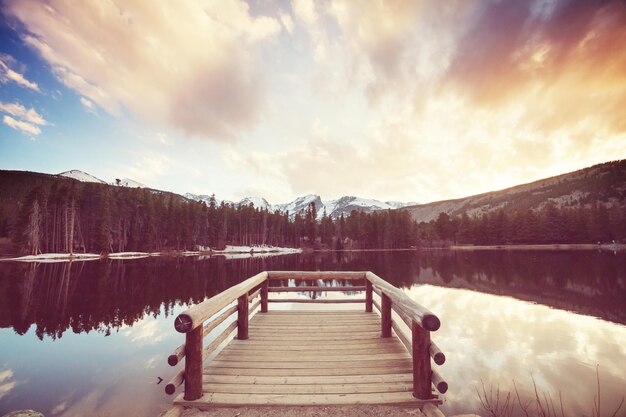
166 270 447 403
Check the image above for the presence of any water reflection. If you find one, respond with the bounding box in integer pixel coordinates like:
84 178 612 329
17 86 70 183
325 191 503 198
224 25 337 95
0 250 624 416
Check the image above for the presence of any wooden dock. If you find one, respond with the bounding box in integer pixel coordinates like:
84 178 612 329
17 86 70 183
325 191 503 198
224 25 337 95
165 271 447 411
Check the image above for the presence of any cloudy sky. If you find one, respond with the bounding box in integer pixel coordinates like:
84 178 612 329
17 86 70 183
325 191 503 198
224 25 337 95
0 0 625 204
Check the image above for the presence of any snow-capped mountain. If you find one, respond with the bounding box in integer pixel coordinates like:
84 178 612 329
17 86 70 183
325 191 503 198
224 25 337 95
275 194 324 217
184 193 234 207
58 169 107 184
185 192 415 219
239 197 272 210
58 170 145 188
114 178 146 188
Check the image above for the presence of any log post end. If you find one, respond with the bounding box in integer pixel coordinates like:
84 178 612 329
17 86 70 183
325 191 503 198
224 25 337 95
174 314 193 333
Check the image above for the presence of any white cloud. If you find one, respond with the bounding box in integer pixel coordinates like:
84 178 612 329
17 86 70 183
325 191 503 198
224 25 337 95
79 97 94 110
4 0 282 141
0 102 47 125
0 102 47 137
3 115 41 136
0 54 40 91
279 11 294 34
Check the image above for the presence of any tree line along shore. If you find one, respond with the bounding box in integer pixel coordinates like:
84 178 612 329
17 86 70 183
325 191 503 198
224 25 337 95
0 177 624 256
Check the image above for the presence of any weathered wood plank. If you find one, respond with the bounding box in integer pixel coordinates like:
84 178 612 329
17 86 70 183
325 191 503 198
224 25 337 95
203 366 415 377
267 271 366 281
215 352 410 362
226 338 403 347
174 391 440 407
202 382 414 394
267 298 366 304
269 286 366 292
222 345 405 355
201 373 415 385
244 333 382 341
209 359 413 369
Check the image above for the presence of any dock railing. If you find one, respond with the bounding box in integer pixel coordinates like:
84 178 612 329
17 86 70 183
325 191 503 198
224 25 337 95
166 271 447 401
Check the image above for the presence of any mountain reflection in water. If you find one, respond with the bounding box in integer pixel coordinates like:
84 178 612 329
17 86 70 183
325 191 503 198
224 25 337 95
0 250 624 417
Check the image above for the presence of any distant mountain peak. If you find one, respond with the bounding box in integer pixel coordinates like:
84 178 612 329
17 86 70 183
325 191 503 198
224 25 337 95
58 169 146 188
184 192 416 220
114 178 146 188
58 169 107 184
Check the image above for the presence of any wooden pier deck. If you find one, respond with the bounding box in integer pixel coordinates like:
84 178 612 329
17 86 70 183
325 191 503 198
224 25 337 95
165 271 447 411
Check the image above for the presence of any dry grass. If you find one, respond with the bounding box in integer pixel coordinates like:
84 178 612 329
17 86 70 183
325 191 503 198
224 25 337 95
477 367 624 417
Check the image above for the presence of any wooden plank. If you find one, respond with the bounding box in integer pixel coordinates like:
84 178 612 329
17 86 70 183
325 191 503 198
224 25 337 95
202 382 414 394
215 352 410 362
268 286 366 292
209 359 412 369
203 366 414 376
248 326 380 334
268 299 366 304
267 271 366 281
226 338 403 347
250 318 376 325
174 391 440 407
202 373 415 385
250 323 379 333
244 333 382 341
365 280 373 312
261 310 365 315
222 346 406 355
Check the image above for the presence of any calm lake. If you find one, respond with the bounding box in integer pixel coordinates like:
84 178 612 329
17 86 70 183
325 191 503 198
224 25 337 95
0 250 625 417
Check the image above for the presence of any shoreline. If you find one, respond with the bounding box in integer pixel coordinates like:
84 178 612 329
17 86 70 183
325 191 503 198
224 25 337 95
0 245 302 263
447 243 626 251
2 242 623 262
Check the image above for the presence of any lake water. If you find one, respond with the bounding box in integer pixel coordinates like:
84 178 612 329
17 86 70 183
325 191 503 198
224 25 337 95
0 250 625 417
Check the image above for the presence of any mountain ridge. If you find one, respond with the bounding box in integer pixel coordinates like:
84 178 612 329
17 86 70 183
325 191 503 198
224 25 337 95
402 159 626 222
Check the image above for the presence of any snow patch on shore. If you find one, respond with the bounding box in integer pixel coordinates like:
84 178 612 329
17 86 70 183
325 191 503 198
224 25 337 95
1 246 301 263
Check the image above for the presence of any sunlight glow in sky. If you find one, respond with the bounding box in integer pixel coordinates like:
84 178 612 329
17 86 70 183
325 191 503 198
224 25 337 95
1 0 625 203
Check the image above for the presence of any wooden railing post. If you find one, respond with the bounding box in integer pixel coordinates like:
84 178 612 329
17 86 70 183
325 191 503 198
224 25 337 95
412 321 432 399
381 293 392 337
261 279 268 313
365 280 373 312
237 292 249 340
183 326 203 401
